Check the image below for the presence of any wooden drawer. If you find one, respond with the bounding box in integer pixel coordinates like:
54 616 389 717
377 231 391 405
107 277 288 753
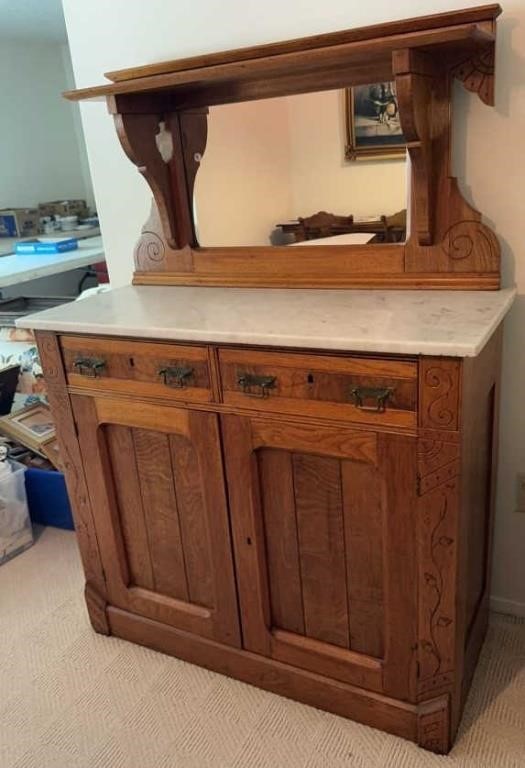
60 336 213 403
218 348 417 428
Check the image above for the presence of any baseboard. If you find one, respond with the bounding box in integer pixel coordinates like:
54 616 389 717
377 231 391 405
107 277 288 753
490 596 525 618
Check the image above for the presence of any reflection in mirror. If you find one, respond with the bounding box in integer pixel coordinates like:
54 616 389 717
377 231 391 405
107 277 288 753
193 88 407 248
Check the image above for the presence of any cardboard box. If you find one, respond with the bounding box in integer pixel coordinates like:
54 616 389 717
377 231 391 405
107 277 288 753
38 200 88 219
0 209 39 238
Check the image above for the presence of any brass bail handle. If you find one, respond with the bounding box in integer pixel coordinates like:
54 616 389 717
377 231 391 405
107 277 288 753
158 365 194 388
238 373 277 398
350 386 394 413
73 357 106 378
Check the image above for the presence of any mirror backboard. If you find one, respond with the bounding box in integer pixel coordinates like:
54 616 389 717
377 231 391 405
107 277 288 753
194 88 407 248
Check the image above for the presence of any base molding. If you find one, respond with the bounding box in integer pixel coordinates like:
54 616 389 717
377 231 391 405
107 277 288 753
85 582 110 635
106 605 452 753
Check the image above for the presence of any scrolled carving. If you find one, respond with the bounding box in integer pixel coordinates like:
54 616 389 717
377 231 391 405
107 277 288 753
422 493 453 674
451 45 495 106
36 333 61 381
417 478 458 687
425 368 454 428
134 199 168 271
135 230 166 271
420 361 460 432
441 219 500 269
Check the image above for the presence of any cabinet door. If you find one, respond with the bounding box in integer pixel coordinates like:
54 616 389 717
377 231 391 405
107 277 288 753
72 395 240 647
221 414 417 698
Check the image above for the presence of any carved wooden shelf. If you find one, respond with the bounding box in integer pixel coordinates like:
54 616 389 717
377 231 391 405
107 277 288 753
65 4 502 290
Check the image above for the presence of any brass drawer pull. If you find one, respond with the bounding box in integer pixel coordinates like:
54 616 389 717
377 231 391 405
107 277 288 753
350 386 394 413
73 357 106 378
238 373 276 398
158 365 194 388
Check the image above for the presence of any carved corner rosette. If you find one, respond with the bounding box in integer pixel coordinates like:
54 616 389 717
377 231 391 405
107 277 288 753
451 45 495 107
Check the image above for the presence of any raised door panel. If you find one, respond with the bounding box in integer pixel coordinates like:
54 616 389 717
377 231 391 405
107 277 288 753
71 395 240 647
221 414 417 698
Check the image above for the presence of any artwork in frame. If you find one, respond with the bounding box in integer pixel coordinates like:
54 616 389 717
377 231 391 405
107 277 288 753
344 82 406 160
0 402 56 455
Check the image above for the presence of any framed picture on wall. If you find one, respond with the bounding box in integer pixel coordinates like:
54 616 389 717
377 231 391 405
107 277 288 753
344 82 406 160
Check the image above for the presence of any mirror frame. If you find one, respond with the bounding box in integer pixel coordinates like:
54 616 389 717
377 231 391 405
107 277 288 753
66 4 501 290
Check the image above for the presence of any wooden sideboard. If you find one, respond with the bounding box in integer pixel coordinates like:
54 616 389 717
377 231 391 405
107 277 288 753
28 3 508 755
34 324 502 754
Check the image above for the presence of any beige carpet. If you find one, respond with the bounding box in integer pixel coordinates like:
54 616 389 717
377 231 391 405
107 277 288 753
1 527 524 768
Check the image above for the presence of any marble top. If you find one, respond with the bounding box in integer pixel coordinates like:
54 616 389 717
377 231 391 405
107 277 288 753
16 284 516 358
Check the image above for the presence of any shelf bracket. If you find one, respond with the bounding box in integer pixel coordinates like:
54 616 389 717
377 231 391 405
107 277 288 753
109 95 208 249
451 45 495 106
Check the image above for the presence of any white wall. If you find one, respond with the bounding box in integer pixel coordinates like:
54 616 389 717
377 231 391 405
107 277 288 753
0 40 94 211
63 0 525 615
195 99 294 246
287 89 406 219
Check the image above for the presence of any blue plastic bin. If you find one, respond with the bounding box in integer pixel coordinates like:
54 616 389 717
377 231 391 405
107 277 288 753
24 468 74 530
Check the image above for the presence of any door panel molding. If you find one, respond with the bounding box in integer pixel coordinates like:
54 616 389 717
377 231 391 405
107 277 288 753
221 412 418 696
72 394 240 647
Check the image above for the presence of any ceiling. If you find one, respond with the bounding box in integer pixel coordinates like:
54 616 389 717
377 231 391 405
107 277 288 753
0 0 67 42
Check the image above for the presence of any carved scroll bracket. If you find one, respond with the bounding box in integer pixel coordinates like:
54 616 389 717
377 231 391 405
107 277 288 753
110 95 208 250
451 44 495 106
393 49 435 246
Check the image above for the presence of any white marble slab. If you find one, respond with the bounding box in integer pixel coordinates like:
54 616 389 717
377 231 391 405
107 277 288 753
0 236 104 288
16 284 516 357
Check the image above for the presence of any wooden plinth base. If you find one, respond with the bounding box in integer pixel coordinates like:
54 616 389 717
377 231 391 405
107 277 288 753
106 605 451 753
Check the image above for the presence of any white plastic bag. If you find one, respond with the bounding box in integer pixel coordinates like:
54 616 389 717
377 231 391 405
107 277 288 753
0 458 32 565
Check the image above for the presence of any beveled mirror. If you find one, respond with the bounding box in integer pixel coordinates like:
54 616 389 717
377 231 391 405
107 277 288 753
194 89 407 248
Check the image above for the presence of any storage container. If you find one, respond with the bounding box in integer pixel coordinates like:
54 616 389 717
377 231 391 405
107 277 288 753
25 467 74 530
0 209 39 238
0 459 32 565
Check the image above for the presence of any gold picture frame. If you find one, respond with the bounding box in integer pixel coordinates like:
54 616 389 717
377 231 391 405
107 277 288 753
0 402 56 455
344 82 406 161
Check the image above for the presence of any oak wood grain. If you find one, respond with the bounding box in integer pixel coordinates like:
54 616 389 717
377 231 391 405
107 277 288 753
60 335 212 404
342 462 384 658
72 395 240 645
258 449 305 635
169 433 215 608
104 6 500 83
106 425 155 591
133 428 189 601
35 332 107 610
293 454 349 648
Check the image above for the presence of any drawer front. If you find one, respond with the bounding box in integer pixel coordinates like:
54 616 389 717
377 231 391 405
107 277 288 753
218 348 417 428
60 336 212 402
